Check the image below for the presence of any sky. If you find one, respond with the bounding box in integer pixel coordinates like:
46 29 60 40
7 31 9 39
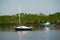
0 0 60 15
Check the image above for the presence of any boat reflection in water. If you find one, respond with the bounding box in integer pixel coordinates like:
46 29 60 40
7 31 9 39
18 31 27 40
44 27 50 31
18 31 32 40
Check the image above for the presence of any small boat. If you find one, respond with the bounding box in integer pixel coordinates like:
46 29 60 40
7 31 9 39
40 22 56 30
14 25 32 31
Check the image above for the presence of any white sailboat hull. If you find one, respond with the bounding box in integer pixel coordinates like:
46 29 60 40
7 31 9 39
15 26 32 31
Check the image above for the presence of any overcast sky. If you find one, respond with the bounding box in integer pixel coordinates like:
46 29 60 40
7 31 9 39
0 0 60 15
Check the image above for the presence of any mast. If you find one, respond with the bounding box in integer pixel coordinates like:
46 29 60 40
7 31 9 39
18 5 23 40
19 5 21 24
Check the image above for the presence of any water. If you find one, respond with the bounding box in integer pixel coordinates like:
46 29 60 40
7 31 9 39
0 30 60 40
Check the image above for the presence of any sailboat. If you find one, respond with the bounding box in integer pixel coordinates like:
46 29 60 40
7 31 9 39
14 5 32 31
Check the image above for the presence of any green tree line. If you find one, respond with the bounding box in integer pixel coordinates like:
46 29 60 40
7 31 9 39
0 12 60 26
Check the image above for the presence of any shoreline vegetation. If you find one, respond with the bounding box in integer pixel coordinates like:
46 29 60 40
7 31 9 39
0 12 60 29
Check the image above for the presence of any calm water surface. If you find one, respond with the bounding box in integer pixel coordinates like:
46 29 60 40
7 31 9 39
0 30 60 40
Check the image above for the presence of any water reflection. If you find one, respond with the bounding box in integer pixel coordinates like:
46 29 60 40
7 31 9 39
43 27 50 31
0 25 60 31
0 30 60 40
22 30 60 40
0 27 14 31
0 25 60 40
17 31 32 40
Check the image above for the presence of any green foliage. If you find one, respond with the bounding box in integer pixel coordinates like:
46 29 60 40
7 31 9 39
0 12 60 25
